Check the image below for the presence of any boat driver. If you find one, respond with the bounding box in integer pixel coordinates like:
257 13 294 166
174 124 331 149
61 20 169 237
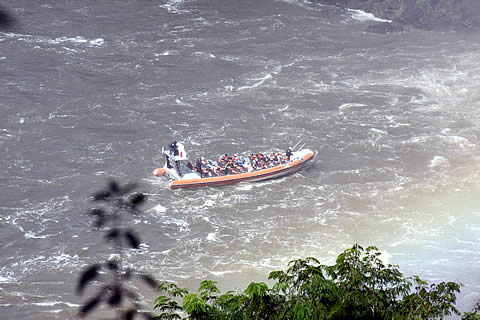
286 147 292 161
169 141 179 156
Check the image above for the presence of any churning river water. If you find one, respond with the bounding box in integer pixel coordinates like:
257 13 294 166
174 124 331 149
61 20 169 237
1 0 480 318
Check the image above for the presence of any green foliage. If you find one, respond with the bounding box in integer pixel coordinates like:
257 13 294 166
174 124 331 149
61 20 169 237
214 290 248 320
183 294 208 317
269 257 338 320
463 312 480 320
332 244 412 319
243 282 279 319
154 282 188 320
199 280 220 301
244 282 268 299
462 300 480 320
399 276 461 319
153 244 468 320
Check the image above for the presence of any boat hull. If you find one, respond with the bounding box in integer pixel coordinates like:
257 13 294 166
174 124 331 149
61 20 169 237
168 150 313 189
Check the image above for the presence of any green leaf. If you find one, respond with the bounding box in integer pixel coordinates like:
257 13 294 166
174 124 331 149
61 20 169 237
183 293 207 315
198 280 219 300
244 282 268 299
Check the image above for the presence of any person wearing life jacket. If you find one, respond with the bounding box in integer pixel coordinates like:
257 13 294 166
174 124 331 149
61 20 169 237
236 159 244 169
169 141 179 156
165 153 173 168
196 159 203 177
286 147 292 161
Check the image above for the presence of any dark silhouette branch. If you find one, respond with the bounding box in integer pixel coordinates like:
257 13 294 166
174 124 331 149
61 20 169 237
76 179 156 320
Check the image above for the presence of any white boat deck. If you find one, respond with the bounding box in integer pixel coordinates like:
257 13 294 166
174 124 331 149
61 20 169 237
165 164 200 181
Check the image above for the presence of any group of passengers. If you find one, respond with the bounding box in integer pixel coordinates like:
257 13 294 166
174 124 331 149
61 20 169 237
191 154 248 177
248 152 289 171
191 151 292 178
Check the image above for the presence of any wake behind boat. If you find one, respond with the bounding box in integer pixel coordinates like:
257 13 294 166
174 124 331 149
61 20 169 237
153 141 314 189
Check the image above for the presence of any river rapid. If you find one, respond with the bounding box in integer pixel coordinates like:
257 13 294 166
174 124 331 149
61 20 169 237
1 0 480 318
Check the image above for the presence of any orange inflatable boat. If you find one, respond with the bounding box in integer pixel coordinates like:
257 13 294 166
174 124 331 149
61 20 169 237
153 141 313 189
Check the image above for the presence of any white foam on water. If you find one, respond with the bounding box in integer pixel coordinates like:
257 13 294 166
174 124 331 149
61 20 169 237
455 237 474 245
243 257 284 272
193 51 216 59
42 309 63 313
24 231 51 239
249 177 286 188
32 301 80 308
344 211 363 216
163 216 190 232
48 112 77 120
237 73 273 91
152 204 167 214
10 196 71 239
403 135 475 154
369 128 388 135
440 135 475 151
175 98 194 107
171 25 192 33
347 9 392 23
449 249 476 254
209 269 241 276
3 32 104 47
0 275 14 282
448 216 456 226
276 0 325 11
204 199 216 207
338 103 366 111
390 240 407 247
158 0 190 14
206 232 221 242
428 155 450 169
11 251 83 276
252 204 271 212
386 115 411 128
156 50 177 56
235 183 253 191
0 128 12 138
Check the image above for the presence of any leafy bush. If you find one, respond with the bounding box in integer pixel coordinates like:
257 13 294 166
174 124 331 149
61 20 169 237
154 244 465 320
